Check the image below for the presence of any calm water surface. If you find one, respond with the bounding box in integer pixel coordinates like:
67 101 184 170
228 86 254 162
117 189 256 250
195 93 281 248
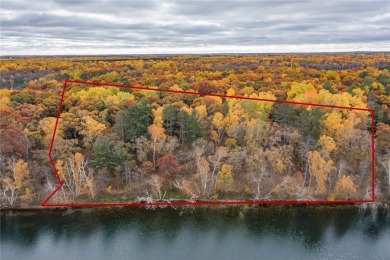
1 206 390 260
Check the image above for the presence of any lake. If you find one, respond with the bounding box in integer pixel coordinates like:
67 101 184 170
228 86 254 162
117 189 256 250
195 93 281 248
1 205 390 259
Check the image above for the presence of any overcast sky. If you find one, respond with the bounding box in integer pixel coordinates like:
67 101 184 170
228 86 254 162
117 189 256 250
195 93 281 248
1 0 389 55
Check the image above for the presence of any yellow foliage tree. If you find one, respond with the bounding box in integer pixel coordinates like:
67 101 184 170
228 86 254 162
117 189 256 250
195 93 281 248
316 135 336 157
12 159 30 190
81 116 106 136
216 164 234 192
256 91 277 118
80 116 107 145
116 92 134 104
224 103 245 133
344 112 362 129
212 112 224 144
226 88 238 108
21 187 33 203
324 112 343 137
287 82 316 100
330 175 357 200
0 96 11 108
148 124 167 170
317 89 334 104
307 151 335 196
153 106 164 126
195 105 207 121
39 117 60 146
240 92 276 119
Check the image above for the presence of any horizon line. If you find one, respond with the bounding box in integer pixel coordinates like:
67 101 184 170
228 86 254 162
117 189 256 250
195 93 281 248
1 50 390 58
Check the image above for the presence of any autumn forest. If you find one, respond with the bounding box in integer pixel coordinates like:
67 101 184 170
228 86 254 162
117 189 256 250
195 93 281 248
0 53 389 206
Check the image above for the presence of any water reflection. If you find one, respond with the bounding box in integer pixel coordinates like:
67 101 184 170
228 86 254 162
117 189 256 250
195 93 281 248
1 206 390 259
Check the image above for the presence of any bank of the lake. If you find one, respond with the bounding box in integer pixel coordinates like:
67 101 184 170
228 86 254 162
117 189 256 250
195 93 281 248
1 205 390 259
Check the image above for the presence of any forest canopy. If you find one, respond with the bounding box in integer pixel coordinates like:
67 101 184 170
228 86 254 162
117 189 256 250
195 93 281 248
0 53 389 206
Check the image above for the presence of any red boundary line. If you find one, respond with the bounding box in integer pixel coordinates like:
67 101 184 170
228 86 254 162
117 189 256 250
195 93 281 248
41 80 375 207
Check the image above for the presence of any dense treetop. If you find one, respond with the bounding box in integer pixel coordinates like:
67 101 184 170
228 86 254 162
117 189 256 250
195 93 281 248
0 53 389 206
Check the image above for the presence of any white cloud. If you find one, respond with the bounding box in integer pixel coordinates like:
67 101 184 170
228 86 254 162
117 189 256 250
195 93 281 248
1 0 389 55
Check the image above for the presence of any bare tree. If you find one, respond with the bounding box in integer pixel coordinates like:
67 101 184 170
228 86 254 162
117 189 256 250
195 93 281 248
193 139 211 195
262 177 293 200
210 146 229 189
57 153 95 202
147 175 164 199
123 162 132 186
250 165 267 200
246 151 268 200
173 179 198 200
0 178 18 206
382 157 390 195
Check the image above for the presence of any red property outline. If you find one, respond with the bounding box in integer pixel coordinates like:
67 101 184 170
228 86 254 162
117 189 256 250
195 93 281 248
41 80 375 207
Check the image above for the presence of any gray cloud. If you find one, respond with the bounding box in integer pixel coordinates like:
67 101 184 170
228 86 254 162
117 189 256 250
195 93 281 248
1 0 389 55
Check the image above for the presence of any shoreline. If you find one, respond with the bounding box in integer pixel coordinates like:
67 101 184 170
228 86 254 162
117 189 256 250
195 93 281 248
1 201 389 213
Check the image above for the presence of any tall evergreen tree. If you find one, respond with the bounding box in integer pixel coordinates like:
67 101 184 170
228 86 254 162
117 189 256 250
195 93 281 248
127 99 153 142
187 110 204 144
91 137 115 171
163 105 179 136
296 108 325 147
270 103 298 126
162 106 203 145
114 99 153 142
